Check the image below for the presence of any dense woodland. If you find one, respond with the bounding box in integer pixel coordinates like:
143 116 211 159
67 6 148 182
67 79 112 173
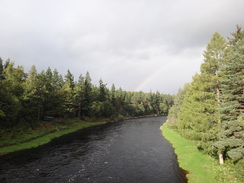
0 58 173 129
168 26 244 177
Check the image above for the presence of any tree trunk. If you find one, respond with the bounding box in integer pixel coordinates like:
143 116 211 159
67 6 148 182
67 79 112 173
219 153 224 164
77 102 81 117
216 79 224 164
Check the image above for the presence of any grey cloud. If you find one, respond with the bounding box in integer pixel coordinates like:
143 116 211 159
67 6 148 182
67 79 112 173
0 0 244 94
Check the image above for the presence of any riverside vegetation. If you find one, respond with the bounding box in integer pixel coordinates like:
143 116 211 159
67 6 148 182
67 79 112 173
0 25 243 183
166 26 244 182
0 118 105 155
0 55 173 154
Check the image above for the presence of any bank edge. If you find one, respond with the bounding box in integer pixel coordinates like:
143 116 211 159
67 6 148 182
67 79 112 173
161 122 216 183
0 115 156 155
0 121 106 155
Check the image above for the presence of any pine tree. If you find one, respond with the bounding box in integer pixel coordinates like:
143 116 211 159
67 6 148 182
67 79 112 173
21 65 41 123
0 57 4 82
26 65 38 92
98 79 107 102
74 74 85 118
215 29 244 163
177 74 218 152
64 69 75 90
52 69 64 90
0 61 26 127
167 84 188 126
83 71 93 116
61 70 76 117
177 32 228 157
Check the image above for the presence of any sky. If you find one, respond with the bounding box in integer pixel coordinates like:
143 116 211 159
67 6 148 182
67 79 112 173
0 0 243 94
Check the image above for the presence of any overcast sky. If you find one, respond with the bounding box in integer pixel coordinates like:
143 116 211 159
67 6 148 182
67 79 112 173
0 0 243 94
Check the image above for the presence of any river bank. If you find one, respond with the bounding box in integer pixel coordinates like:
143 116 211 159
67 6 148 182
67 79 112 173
0 114 157 155
0 118 106 155
161 122 243 183
0 116 186 183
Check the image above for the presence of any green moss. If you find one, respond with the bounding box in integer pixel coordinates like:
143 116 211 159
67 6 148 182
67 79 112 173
0 121 105 155
161 124 216 183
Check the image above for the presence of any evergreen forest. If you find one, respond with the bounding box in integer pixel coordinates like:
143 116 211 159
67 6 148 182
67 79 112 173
167 26 244 179
0 58 173 129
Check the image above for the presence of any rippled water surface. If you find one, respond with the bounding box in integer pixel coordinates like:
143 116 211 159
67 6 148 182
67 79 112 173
0 117 186 183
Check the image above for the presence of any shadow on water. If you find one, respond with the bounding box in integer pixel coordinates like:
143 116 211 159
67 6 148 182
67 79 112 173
0 116 187 183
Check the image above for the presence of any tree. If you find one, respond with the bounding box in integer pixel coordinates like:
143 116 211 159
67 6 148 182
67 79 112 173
0 88 20 127
74 74 85 118
200 32 228 163
21 65 41 124
0 57 4 81
98 79 107 102
177 33 228 158
26 65 38 92
83 71 93 116
215 29 244 164
167 84 188 126
177 74 218 153
0 61 26 127
61 70 76 117
64 69 75 90
52 69 64 90
149 91 161 115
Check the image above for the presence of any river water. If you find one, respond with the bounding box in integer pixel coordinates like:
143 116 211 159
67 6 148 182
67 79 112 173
0 116 186 183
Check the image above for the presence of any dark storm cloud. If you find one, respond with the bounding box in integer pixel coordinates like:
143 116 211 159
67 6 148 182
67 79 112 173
0 0 243 94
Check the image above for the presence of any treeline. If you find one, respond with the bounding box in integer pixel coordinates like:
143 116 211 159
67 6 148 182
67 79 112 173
0 59 173 128
167 26 244 177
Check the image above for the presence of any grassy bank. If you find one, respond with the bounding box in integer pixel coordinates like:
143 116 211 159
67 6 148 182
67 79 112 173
161 123 216 183
0 115 155 155
0 118 105 155
161 123 243 183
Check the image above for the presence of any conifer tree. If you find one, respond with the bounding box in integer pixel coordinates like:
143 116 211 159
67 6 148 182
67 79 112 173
215 28 244 164
83 71 93 116
61 70 75 117
74 74 85 118
21 65 41 123
0 61 26 127
64 69 75 90
0 57 4 81
200 32 228 163
177 74 218 152
98 79 107 102
52 69 64 90
167 84 188 126
177 32 228 156
26 65 38 92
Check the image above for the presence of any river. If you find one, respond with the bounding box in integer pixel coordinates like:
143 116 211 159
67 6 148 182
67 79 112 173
0 116 186 183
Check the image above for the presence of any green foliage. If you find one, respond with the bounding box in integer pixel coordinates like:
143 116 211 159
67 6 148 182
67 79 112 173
0 57 5 81
167 26 244 179
0 119 105 155
0 58 173 131
167 84 188 126
215 36 244 162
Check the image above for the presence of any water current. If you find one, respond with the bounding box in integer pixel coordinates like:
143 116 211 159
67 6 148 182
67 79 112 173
0 116 187 183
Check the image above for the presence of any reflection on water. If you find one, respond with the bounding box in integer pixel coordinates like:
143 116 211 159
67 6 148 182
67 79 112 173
0 117 186 183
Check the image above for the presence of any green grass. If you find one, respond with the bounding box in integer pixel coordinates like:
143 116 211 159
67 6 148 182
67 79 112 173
0 120 105 155
161 123 244 183
161 124 216 183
